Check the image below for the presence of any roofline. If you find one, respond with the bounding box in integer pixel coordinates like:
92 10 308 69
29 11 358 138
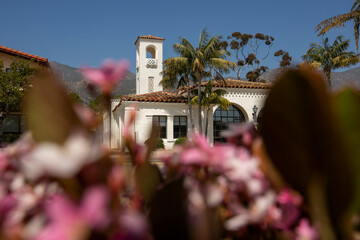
112 91 186 112
134 35 165 45
0 45 48 63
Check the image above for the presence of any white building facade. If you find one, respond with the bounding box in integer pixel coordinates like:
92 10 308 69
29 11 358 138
104 35 270 149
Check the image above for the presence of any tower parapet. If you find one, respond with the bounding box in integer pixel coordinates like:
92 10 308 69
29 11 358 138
135 35 165 95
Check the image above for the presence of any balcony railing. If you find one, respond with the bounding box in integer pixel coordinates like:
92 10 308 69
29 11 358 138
146 58 157 67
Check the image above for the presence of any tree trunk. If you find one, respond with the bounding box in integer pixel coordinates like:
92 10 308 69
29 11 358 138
197 75 202 134
187 79 194 130
324 70 332 88
205 107 210 137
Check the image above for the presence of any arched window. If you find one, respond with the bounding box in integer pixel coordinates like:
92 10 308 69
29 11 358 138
213 105 246 143
146 46 156 58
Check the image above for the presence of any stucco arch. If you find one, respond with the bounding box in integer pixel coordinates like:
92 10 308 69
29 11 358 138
213 102 249 121
213 103 247 142
146 45 156 58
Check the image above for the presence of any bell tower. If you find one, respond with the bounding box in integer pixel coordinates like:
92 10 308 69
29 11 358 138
135 35 165 95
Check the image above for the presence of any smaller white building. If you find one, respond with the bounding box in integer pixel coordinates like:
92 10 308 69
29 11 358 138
104 35 271 149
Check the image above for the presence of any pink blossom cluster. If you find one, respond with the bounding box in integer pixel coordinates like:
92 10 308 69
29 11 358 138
0 61 319 239
162 131 318 239
0 132 150 240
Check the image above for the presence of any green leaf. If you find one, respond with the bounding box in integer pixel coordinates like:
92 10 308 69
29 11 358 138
134 123 164 202
260 69 353 239
135 160 163 202
149 178 190 240
333 88 360 213
25 70 83 144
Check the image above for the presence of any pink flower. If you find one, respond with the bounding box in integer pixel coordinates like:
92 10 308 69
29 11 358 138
118 210 149 239
0 151 8 172
277 188 302 205
35 186 109 240
0 194 17 217
295 219 318 240
273 189 303 230
81 59 129 94
22 132 102 179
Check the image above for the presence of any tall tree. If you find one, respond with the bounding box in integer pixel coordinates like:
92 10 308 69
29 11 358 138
302 35 359 87
190 81 230 137
0 58 38 144
69 92 83 105
171 29 236 133
316 0 360 51
160 61 195 129
221 32 277 81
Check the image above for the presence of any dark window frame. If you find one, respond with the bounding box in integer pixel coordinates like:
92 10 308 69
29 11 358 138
173 116 187 138
213 105 246 143
152 115 167 139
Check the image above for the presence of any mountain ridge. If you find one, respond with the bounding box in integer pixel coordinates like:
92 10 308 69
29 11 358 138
49 61 136 103
50 61 360 103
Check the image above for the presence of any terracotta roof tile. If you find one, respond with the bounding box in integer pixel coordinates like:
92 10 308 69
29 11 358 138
134 35 165 45
113 91 187 112
185 79 271 92
0 45 48 63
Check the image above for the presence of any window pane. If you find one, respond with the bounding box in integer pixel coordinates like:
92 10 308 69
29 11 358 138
153 115 167 138
174 116 179 125
213 106 245 143
174 116 187 138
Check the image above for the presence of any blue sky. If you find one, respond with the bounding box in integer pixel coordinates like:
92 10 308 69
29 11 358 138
1 0 359 75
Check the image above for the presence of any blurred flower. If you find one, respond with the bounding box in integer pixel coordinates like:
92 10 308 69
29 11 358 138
277 188 302 206
274 189 303 230
36 186 109 240
295 219 318 240
118 210 149 239
224 190 276 231
221 123 257 147
81 59 129 94
74 105 98 128
0 151 8 172
107 165 125 193
22 133 102 179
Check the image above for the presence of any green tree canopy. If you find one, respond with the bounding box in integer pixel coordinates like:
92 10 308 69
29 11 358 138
69 92 83 105
191 81 230 136
302 35 359 87
0 58 38 113
221 32 291 81
316 0 360 51
167 29 236 133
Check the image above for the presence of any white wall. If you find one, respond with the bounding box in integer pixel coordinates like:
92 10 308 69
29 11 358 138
107 88 268 150
135 39 164 95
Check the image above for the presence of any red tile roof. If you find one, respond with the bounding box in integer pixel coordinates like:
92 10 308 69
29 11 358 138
134 35 165 45
113 91 187 111
180 79 271 94
112 80 271 112
0 45 48 63
202 79 271 89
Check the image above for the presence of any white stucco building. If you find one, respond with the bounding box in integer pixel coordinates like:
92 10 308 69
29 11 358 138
104 35 271 149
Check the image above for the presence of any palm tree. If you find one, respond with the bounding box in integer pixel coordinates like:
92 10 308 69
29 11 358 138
190 81 230 137
302 35 359 87
316 0 360 51
170 29 236 133
160 61 195 129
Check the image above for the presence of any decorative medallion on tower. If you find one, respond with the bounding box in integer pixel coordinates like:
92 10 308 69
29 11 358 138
135 35 165 95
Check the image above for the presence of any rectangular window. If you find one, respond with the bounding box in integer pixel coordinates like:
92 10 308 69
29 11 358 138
152 115 167 138
148 77 154 92
174 116 187 138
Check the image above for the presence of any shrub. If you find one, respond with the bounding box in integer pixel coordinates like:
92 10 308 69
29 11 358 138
174 137 187 146
156 138 165 149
